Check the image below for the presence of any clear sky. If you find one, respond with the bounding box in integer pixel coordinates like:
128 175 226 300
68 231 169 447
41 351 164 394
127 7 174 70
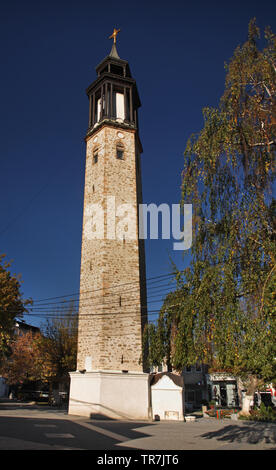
0 0 275 328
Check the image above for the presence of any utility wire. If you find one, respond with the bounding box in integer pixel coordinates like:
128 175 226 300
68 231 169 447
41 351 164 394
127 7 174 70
9 271 184 330
21 297 184 321
31 272 179 304
8 282 181 320
27 282 176 311
28 278 175 308
26 287 178 314
17 299 185 337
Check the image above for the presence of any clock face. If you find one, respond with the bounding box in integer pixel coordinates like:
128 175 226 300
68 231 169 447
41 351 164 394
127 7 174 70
117 132 124 139
93 137 98 143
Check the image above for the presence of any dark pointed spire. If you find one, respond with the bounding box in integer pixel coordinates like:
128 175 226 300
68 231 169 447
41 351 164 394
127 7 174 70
109 42 120 59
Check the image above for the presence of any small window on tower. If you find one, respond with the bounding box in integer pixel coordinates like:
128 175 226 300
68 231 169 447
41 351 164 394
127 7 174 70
116 144 124 160
93 151 98 164
117 149 124 160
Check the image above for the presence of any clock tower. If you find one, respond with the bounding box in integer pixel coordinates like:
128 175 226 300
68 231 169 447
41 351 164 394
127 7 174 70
69 33 150 419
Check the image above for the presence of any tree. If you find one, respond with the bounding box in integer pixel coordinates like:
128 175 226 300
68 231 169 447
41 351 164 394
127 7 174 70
1 305 78 402
145 20 276 412
0 254 31 366
40 303 78 391
143 288 193 372
1 331 44 387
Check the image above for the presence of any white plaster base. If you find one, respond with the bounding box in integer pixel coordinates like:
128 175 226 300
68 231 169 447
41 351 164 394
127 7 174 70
68 370 150 420
151 375 185 421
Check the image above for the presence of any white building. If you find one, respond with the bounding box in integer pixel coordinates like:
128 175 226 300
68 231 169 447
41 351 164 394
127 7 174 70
150 372 185 421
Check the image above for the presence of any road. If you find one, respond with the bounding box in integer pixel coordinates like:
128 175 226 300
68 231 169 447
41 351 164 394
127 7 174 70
0 400 275 450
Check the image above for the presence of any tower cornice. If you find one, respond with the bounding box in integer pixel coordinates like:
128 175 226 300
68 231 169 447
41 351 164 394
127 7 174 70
95 54 128 73
86 73 137 96
85 121 143 154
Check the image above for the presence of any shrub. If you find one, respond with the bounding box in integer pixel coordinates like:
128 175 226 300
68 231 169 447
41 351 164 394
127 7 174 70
241 403 276 422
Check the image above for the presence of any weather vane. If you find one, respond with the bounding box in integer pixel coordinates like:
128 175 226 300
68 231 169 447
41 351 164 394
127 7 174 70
109 28 121 44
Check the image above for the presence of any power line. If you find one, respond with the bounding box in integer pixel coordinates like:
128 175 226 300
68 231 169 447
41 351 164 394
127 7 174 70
23 309 159 320
21 300 185 336
7 278 182 322
13 277 183 323
24 276 178 317
29 278 174 308
27 281 176 311
26 288 178 315
7 270 184 332
31 272 178 304
17 299 185 338
22 296 184 321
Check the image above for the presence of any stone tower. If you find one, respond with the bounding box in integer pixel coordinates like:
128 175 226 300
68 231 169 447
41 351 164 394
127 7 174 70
69 36 150 419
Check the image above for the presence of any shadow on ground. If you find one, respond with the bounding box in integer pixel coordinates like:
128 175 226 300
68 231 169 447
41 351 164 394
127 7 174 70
0 415 153 450
200 422 276 446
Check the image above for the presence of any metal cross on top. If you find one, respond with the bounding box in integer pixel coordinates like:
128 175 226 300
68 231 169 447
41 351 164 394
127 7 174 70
109 28 121 44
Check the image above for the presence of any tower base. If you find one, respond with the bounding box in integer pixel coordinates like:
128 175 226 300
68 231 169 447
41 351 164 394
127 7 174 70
68 370 150 420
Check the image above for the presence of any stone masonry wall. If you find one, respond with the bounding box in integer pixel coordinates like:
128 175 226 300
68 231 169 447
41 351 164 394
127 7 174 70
77 124 147 372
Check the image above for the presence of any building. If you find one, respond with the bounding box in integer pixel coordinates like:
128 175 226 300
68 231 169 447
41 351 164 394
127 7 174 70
69 31 149 419
150 372 185 421
152 363 240 410
206 372 239 408
183 364 209 410
14 320 40 337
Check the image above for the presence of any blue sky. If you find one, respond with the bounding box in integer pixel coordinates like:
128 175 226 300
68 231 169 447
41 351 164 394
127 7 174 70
0 0 275 327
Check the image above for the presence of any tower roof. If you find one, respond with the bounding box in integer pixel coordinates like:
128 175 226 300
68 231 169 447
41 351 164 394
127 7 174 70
85 34 142 151
95 45 129 78
109 42 120 60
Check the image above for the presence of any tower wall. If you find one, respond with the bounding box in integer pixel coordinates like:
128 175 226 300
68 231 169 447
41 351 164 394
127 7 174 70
77 124 147 372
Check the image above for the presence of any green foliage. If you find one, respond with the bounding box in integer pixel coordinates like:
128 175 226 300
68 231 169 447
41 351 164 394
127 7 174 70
144 20 276 387
240 403 276 422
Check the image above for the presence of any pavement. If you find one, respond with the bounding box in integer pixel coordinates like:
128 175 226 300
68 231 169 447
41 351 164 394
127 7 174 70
0 400 275 450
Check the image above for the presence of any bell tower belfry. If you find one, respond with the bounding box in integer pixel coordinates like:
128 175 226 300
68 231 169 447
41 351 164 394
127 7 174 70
69 32 150 419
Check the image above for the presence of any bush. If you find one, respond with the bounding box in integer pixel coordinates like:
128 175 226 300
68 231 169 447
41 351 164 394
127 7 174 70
241 403 276 422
